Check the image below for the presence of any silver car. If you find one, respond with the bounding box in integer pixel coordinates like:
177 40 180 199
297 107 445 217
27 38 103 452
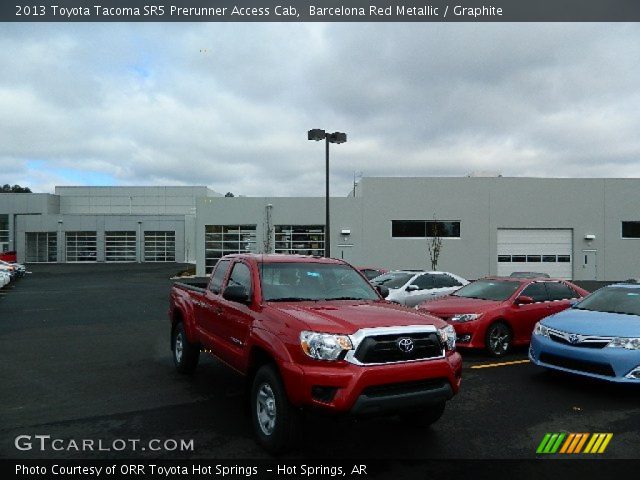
371 270 469 307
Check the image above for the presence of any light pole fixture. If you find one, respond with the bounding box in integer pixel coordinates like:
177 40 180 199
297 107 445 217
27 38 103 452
307 129 348 258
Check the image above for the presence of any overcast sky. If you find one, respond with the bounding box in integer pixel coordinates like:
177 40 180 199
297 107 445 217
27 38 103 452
1 22 639 196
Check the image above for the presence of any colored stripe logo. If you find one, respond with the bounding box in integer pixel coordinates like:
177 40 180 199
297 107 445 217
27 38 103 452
537 433 613 454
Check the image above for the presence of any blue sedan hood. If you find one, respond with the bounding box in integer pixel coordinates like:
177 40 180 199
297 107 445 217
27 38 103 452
541 308 640 337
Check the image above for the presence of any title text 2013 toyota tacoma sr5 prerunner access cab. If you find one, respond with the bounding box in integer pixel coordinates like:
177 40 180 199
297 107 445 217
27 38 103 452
169 254 462 453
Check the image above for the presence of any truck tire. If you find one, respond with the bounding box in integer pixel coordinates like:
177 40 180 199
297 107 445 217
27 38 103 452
172 322 199 374
400 401 446 427
251 364 301 454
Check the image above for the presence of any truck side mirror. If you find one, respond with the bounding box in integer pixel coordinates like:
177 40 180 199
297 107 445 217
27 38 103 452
223 285 250 304
376 285 390 298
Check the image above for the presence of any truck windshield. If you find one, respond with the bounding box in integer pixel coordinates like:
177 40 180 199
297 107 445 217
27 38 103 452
260 262 380 301
574 286 640 316
453 279 520 301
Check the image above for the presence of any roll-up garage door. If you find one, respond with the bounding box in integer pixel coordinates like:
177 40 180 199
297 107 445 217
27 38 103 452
497 229 573 279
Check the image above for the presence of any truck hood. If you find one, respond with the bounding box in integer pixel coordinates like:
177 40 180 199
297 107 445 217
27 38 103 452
541 308 640 337
269 300 447 334
417 295 502 316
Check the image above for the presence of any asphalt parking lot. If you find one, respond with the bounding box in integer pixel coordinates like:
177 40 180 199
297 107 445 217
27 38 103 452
1 264 639 460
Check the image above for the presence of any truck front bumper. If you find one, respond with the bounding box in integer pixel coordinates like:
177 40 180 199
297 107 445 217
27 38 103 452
279 352 462 414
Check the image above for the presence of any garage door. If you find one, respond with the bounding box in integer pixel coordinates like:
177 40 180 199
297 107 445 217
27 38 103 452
144 231 175 262
66 231 97 263
105 231 137 262
497 229 573 279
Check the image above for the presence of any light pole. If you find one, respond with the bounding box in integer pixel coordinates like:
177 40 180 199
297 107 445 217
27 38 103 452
308 129 347 258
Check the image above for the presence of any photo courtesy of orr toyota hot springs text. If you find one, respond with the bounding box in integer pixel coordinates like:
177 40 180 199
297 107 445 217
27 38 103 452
1 1 640 480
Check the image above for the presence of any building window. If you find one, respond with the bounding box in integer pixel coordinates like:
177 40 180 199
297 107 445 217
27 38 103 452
391 220 460 238
66 231 97 262
499 254 563 263
25 232 57 262
105 231 137 262
205 225 256 274
622 221 640 238
274 225 324 256
144 231 176 262
0 214 8 252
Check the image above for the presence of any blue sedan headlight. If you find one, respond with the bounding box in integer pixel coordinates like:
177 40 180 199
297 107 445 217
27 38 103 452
606 337 640 350
533 322 550 338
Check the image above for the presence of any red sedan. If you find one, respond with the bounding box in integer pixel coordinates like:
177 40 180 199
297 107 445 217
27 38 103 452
416 277 589 357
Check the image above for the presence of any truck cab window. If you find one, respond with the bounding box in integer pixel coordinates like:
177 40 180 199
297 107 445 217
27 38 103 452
209 260 230 294
228 262 252 297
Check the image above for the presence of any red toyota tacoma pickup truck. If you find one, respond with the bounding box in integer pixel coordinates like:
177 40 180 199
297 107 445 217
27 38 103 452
169 254 462 453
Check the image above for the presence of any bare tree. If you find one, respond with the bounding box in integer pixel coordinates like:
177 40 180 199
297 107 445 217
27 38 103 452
427 216 443 271
263 204 273 253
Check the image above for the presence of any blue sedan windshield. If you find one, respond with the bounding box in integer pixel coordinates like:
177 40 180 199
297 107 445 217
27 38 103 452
575 286 640 316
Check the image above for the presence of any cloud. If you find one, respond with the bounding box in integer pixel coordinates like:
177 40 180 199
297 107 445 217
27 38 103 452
1 22 639 195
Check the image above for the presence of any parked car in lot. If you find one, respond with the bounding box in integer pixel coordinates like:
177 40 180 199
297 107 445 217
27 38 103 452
0 263 17 279
0 260 26 278
530 282 640 382
0 251 17 263
0 270 10 288
170 254 462 453
356 266 388 281
371 270 469 307
417 277 589 356
509 272 551 279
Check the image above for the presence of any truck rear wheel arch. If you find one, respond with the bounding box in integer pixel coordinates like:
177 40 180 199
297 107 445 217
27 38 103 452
172 309 197 344
172 321 200 374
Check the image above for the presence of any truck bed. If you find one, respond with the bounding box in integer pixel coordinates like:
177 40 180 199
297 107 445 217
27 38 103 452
172 278 209 292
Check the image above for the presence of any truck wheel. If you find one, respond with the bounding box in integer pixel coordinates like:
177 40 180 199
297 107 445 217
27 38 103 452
400 401 446 427
251 364 301 454
172 322 199 374
485 321 512 357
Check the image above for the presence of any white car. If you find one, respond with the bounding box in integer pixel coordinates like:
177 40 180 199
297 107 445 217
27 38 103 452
371 270 469 307
0 260 26 277
0 270 10 288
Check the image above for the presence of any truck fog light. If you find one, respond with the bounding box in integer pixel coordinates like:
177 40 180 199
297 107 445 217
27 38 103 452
311 386 338 403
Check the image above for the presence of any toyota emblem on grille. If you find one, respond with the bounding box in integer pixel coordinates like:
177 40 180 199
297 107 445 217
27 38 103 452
568 334 580 344
397 337 414 353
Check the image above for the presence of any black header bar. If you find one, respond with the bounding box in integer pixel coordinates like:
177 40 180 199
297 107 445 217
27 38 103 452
4 0 640 22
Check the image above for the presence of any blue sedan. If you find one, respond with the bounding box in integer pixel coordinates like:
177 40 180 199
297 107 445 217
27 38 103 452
529 282 640 383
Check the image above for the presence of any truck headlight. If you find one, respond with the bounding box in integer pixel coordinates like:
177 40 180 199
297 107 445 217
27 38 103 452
533 322 550 338
450 313 481 322
438 325 456 351
607 337 640 350
300 331 353 361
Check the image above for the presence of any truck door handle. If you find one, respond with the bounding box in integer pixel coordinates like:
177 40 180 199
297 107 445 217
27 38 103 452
213 307 223 315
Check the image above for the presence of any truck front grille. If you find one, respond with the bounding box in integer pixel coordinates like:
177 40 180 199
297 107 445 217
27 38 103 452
354 332 443 364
